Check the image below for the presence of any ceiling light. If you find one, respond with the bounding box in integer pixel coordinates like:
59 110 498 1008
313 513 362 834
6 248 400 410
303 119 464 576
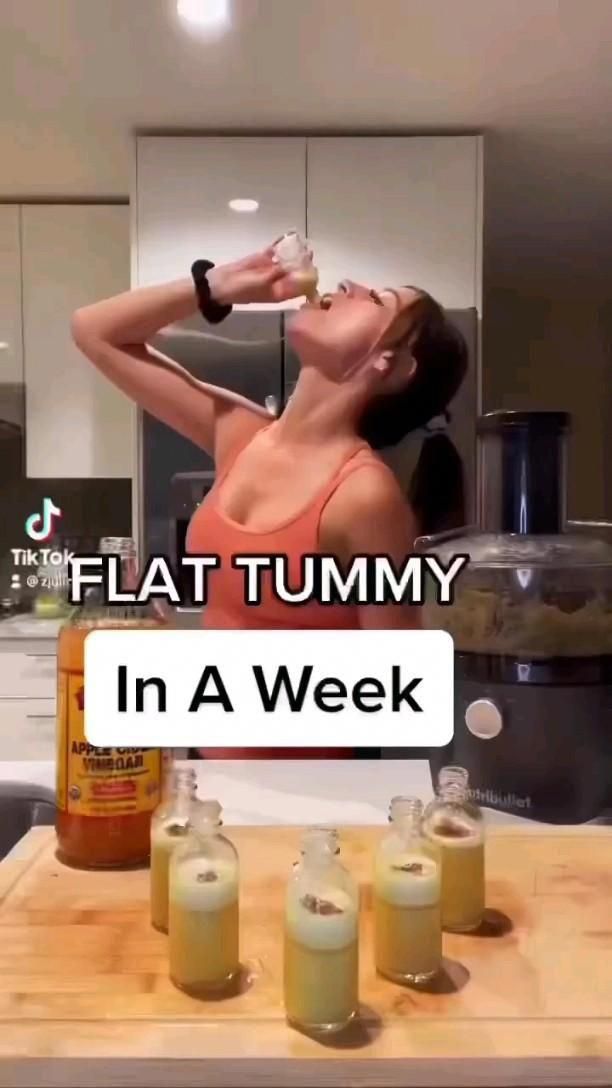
176 0 230 33
228 198 259 213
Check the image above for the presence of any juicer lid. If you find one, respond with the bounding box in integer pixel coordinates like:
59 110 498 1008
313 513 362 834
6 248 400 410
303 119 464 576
417 526 612 569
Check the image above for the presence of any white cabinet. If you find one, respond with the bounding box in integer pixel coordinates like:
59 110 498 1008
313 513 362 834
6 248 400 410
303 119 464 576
0 650 56 701
0 649 56 759
135 137 307 308
21 205 133 478
0 205 23 382
0 699 56 760
306 137 482 310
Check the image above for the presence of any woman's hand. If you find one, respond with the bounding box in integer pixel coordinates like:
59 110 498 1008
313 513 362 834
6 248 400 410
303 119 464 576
207 247 305 305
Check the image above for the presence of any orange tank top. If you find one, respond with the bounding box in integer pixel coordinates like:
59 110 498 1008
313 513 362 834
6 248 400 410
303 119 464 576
187 430 393 758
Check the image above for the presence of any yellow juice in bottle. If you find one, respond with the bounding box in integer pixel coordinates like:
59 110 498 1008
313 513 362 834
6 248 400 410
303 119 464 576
284 829 359 1033
150 766 200 933
169 855 239 994
426 822 484 932
168 801 239 996
422 766 485 933
373 797 441 984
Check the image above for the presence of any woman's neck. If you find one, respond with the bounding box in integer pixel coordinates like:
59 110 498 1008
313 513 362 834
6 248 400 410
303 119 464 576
272 366 367 447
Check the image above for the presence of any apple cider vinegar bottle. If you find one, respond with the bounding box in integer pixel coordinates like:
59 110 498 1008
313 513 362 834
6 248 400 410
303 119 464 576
55 537 166 869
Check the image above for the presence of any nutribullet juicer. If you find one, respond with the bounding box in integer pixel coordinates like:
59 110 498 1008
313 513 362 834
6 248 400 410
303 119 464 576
417 410 612 824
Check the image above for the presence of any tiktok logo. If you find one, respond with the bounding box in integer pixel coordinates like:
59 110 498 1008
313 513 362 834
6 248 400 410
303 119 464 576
25 498 62 543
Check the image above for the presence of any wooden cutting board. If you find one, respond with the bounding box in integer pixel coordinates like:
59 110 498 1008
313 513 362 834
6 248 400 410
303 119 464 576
0 824 611 1087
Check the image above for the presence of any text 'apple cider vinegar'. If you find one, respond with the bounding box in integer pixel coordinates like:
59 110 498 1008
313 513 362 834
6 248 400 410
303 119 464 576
55 536 167 869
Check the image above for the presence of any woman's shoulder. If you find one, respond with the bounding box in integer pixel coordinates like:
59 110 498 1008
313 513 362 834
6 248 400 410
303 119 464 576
320 449 418 554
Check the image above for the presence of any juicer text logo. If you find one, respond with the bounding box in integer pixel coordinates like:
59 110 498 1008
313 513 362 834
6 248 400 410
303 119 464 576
68 551 469 608
25 497 62 542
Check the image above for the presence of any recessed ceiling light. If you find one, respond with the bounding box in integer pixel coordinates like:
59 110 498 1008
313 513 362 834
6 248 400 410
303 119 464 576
228 198 259 213
176 0 230 33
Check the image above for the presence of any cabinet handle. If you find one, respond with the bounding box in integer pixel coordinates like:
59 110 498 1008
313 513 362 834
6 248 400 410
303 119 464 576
26 654 55 660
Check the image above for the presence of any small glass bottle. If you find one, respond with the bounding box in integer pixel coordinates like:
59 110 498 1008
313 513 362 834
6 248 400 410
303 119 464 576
422 766 485 933
292 825 340 871
284 828 359 1034
150 766 200 933
374 797 441 985
168 800 239 996
273 231 319 300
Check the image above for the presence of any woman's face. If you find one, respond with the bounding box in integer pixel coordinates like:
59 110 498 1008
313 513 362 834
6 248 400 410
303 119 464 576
287 281 423 386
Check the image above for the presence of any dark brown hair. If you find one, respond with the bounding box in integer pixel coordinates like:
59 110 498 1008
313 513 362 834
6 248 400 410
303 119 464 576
358 290 468 449
359 290 469 535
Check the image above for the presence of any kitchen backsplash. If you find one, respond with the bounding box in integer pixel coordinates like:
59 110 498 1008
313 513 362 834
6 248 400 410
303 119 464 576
0 425 131 607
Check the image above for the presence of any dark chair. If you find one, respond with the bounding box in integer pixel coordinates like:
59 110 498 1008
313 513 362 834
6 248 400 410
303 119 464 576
0 781 56 860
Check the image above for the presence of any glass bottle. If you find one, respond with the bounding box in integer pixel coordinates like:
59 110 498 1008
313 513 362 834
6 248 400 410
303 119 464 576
374 797 441 985
55 537 166 869
273 231 319 300
292 826 340 871
422 766 485 932
150 766 201 933
284 828 359 1034
168 800 240 996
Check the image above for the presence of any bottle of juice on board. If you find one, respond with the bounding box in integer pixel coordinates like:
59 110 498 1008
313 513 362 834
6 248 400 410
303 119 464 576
373 796 442 985
150 766 203 933
55 536 167 869
168 800 240 996
284 828 359 1034
422 766 485 932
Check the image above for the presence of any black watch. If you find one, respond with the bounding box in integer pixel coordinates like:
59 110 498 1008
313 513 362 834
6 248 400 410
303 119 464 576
191 260 233 325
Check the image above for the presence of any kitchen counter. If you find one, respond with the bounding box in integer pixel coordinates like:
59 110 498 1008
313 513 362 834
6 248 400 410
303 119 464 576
1 823 611 1087
0 614 62 654
0 758 544 827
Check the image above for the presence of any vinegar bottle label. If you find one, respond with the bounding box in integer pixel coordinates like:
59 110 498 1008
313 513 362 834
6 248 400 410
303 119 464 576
56 668 162 817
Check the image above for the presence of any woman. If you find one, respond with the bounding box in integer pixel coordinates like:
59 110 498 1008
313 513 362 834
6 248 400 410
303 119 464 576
72 245 467 757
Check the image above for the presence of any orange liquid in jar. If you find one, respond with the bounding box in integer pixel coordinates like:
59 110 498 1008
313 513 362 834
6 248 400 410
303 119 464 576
55 619 166 869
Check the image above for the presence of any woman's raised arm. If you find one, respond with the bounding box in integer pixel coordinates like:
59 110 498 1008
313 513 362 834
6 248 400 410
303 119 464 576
71 250 298 460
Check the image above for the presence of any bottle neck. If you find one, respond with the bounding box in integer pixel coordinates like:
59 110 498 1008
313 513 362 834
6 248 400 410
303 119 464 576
164 768 197 811
301 828 337 871
437 766 469 803
99 536 138 591
389 796 423 842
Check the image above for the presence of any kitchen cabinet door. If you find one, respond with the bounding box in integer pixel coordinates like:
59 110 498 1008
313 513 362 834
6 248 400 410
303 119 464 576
0 205 23 383
21 205 133 478
306 137 482 310
135 136 307 309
